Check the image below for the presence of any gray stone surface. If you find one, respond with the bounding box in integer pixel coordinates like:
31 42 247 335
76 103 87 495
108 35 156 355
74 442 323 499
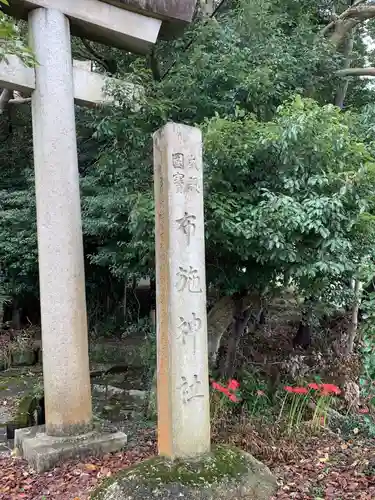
29 8 92 437
0 55 120 107
6 0 162 53
153 123 210 459
105 0 197 24
6 0 196 45
14 425 127 473
91 446 277 500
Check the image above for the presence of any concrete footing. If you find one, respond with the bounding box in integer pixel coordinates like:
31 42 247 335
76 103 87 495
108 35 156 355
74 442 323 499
14 425 127 472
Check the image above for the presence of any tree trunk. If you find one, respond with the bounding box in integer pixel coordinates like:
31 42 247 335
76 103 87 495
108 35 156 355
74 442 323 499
335 31 354 108
220 303 253 380
346 279 362 355
207 292 261 366
207 295 235 364
11 297 21 330
0 89 13 141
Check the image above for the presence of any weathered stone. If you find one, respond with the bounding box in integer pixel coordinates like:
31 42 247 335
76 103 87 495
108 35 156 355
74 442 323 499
14 425 127 473
4 0 162 53
9 350 35 367
0 54 140 108
6 392 43 435
93 384 125 396
127 389 146 400
104 0 198 38
29 8 93 438
106 0 197 23
153 123 210 459
91 445 277 500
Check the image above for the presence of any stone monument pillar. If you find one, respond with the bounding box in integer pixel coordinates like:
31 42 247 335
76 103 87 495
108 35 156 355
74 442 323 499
29 8 92 437
153 123 211 459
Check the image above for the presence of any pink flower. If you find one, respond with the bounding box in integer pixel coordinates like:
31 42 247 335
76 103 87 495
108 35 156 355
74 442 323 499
256 390 266 396
284 386 294 393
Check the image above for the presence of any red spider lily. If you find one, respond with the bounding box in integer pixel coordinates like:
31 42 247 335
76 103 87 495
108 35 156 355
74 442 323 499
284 386 308 394
211 379 240 402
212 382 230 396
227 379 240 390
293 387 308 394
284 386 294 392
320 383 341 395
308 382 341 395
308 383 320 390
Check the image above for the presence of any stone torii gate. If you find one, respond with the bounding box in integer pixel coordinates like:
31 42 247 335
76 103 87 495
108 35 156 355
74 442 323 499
1 0 197 472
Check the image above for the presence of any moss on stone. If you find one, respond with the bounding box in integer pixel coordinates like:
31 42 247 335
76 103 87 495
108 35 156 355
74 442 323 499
92 445 251 499
13 394 36 426
8 388 43 427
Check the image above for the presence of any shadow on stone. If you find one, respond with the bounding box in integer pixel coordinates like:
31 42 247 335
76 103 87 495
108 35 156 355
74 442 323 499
91 445 277 500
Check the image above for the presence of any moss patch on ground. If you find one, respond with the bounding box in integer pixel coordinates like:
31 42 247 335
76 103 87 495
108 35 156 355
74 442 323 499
92 445 251 499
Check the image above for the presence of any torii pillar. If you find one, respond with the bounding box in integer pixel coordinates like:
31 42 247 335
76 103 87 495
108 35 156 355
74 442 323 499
1 0 197 472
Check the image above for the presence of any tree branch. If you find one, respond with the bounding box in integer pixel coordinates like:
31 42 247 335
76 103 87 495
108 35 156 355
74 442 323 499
335 31 354 108
336 67 375 77
0 88 12 113
8 97 31 105
321 1 374 45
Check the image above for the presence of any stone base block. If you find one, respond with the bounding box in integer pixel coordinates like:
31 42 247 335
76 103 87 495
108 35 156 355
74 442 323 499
91 445 277 500
14 425 127 472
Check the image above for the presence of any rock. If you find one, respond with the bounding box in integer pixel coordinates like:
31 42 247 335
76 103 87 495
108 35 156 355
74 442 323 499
11 350 35 367
91 445 277 500
93 384 125 396
6 392 45 439
127 389 147 401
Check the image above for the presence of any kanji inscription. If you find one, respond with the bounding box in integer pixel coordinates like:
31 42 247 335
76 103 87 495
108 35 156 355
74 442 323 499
173 172 185 193
187 154 198 170
179 375 204 404
177 312 202 353
176 265 203 293
176 212 196 245
172 152 184 169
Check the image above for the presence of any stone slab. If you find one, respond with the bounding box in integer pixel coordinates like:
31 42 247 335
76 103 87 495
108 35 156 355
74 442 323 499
105 0 197 23
103 0 197 38
91 446 278 500
4 0 162 53
14 425 127 472
153 123 210 459
0 55 127 106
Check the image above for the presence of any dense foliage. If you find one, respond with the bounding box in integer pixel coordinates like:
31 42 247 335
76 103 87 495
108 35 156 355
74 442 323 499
1 0 375 342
